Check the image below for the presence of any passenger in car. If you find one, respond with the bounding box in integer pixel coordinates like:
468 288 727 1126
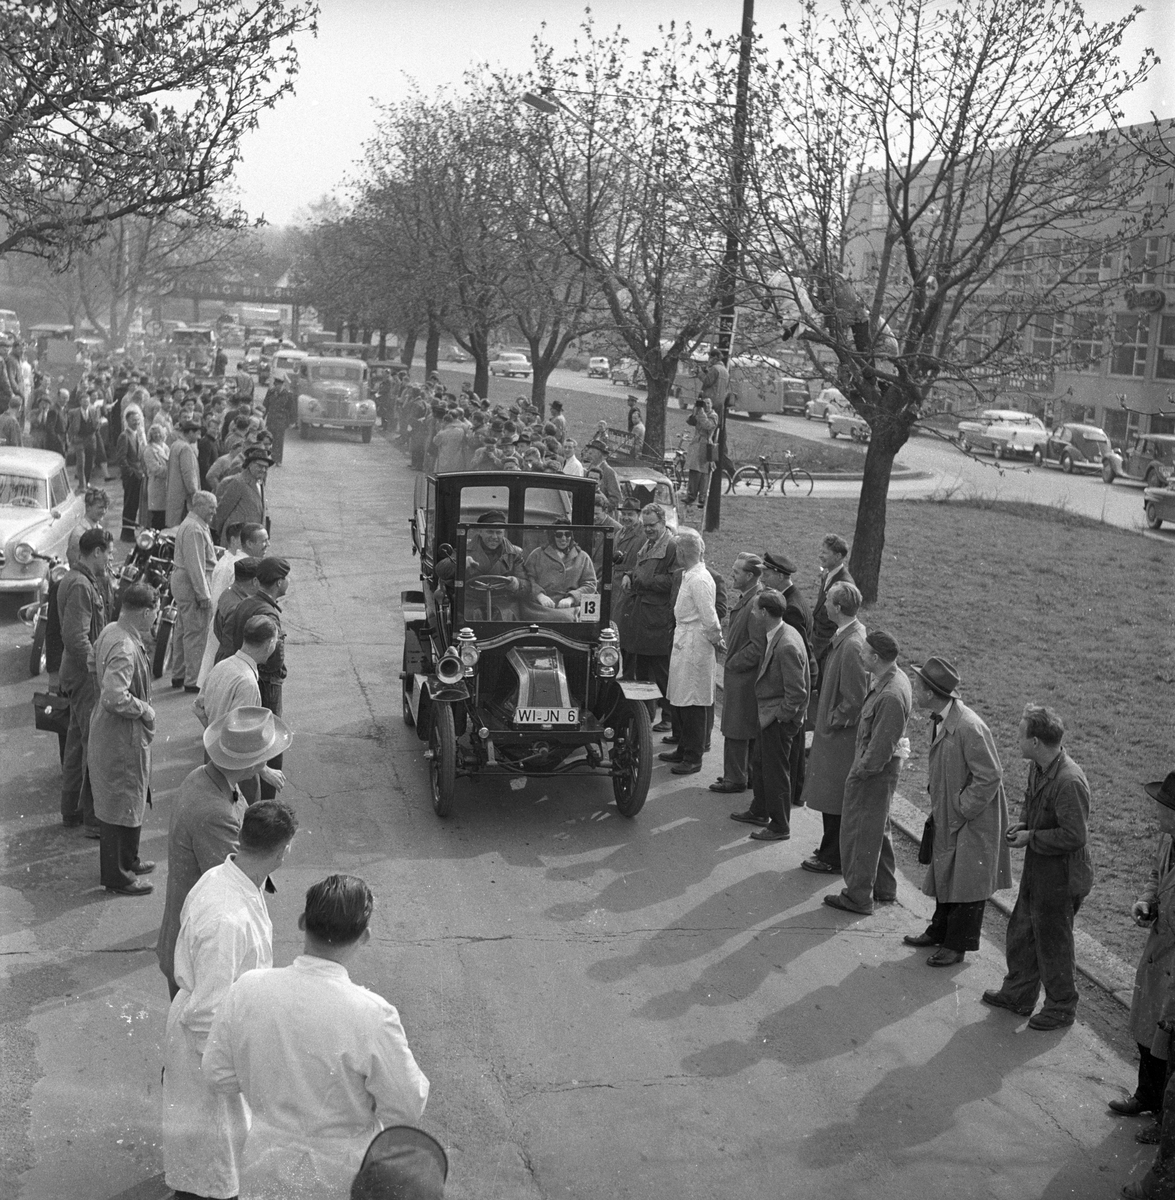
524 521 597 620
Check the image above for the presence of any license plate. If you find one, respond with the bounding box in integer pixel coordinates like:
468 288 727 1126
515 707 578 725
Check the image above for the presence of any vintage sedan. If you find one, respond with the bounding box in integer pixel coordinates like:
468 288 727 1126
0 449 85 596
806 386 848 420
293 355 377 443
587 356 611 378
1103 432 1175 487
1041 423 1112 473
1143 484 1175 529
828 409 871 442
403 471 656 820
611 464 679 532
488 352 532 378
957 409 1047 460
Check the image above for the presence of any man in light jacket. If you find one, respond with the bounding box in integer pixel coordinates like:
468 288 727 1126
902 657 1012 966
165 417 203 527
170 490 218 691
88 582 156 894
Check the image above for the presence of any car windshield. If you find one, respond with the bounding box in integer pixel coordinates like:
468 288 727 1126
0 474 48 509
311 364 363 382
450 522 609 626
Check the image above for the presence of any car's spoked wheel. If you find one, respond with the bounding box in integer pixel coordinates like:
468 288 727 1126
611 698 652 818
428 704 457 817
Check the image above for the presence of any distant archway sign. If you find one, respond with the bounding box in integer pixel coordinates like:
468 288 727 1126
166 281 305 303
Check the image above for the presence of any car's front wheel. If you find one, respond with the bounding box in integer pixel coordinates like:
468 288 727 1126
1145 501 1163 530
1102 460 1116 484
1061 453 1074 474
361 426 372 444
994 442 1004 460
611 698 652 818
428 703 457 818
299 421 310 440
1031 447 1043 467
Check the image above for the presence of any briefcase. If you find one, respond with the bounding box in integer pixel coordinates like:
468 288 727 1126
33 691 71 736
917 814 935 865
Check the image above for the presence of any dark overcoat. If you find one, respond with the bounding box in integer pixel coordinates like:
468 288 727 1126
720 581 766 740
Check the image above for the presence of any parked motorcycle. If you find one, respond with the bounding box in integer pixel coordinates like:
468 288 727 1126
18 553 68 677
115 528 177 679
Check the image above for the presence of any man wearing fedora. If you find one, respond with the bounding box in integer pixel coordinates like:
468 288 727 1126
162 797 298 1200
582 438 622 509
983 703 1093 1029
902 657 1012 966
157 707 295 1000
166 416 203 527
1111 771 1175 1156
214 445 272 541
170 490 219 693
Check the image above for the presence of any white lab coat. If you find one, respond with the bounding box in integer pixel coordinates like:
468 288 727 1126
163 857 273 1200
197 548 243 686
667 563 720 707
203 955 430 1200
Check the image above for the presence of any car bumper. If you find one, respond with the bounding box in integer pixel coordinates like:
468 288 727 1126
302 418 376 429
0 567 47 593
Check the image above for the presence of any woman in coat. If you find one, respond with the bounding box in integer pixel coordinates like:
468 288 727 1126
88 584 156 894
143 424 171 529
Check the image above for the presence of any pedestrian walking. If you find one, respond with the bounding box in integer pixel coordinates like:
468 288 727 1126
983 703 1094 1029
263 373 292 465
203 874 430 1200
901 657 1013 964
163 800 298 1200
712 553 765 795
825 631 911 915
798 582 869 875
170 490 218 691
89 583 157 896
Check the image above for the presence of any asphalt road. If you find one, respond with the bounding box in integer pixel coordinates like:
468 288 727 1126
0 430 1159 1200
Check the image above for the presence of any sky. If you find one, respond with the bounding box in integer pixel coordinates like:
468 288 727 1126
234 0 1175 227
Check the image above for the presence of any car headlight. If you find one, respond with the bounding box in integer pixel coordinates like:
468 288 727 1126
456 627 479 675
594 627 621 677
13 542 35 566
136 529 154 550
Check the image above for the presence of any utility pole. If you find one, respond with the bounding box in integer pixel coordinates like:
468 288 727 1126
705 0 754 533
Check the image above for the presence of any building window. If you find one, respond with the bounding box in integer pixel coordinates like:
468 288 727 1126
1030 315 1064 361
870 195 887 230
1127 236 1163 284
1110 313 1150 377
1069 312 1102 370
1157 315 1175 380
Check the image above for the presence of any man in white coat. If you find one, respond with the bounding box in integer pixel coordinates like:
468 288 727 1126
163 798 299 1200
204 874 430 1200
659 529 725 775
195 520 246 688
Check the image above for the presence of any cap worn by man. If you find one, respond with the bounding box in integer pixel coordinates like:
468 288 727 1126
256 556 291 585
763 551 795 575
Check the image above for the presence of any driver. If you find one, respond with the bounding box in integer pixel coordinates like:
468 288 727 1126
524 519 597 621
435 510 525 620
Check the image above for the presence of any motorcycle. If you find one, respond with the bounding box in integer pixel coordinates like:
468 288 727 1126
18 553 69 677
115 528 177 679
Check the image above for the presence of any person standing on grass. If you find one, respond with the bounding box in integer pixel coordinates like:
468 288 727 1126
825 631 910 916
798 582 869 877
983 704 1093 1029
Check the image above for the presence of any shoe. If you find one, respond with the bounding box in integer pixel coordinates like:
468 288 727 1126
658 750 684 763
926 948 965 967
171 678 184 689
1108 1096 1151 1117
749 827 790 842
670 762 702 775
105 881 154 896
131 860 156 875
903 932 939 947
652 720 672 732
1136 1122 1162 1145
184 684 199 693
661 735 678 745
981 990 1034 1016
1027 1010 1075 1031
800 857 837 874
823 893 871 915
83 825 102 839
708 781 746 794
730 810 769 826
1123 1184 1148 1199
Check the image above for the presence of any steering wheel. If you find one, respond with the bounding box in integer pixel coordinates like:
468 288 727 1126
467 575 516 592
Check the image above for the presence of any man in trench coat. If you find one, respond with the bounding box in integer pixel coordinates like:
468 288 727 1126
712 553 765 794
88 583 157 894
902 657 1012 964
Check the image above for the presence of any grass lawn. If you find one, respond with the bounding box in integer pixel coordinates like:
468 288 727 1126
705 494 1173 958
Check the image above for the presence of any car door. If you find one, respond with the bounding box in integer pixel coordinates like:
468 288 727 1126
46 468 80 560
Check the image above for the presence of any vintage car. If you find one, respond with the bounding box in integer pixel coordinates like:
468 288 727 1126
587 356 611 378
956 409 1047 460
610 358 645 388
828 409 871 442
270 348 308 382
488 352 532 378
1143 484 1175 529
293 355 377 443
611 464 679 532
0 449 86 596
806 387 848 420
1040 423 1112 473
403 471 657 819
1102 432 1175 487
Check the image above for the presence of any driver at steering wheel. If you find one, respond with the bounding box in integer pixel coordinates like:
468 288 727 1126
435 510 525 620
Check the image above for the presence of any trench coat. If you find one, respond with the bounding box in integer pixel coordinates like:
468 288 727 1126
921 700 1013 903
166 438 201 527
685 407 717 471
667 563 720 707
88 620 155 827
1129 836 1175 1054
144 441 170 512
800 619 868 814
720 581 766 741
617 530 677 655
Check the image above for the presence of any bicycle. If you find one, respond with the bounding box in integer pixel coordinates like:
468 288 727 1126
726 450 814 497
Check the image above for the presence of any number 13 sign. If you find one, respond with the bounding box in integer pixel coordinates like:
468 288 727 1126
576 594 601 621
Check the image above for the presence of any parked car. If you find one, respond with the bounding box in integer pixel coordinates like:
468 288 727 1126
610 358 644 388
1040 423 1112 473
445 346 470 362
1143 483 1175 529
956 409 1047 460
587 356 611 378
293 355 377 443
0 449 86 597
489 352 532 378
270 349 308 382
1102 432 1175 487
828 409 871 442
611 465 679 532
403 470 656 819
806 387 847 420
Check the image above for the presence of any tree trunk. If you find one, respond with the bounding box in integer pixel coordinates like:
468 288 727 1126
377 329 387 357
642 358 676 457
469 328 490 399
400 327 418 368
530 368 548 419
849 427 906 604
424 320 441 379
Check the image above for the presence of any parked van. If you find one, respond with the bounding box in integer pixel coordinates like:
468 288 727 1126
727 355 811 419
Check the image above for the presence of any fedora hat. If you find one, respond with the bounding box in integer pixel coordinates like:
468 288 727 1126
243 446 275 467
1145 772 1175 811
204 706 292 770
910 656 961 699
